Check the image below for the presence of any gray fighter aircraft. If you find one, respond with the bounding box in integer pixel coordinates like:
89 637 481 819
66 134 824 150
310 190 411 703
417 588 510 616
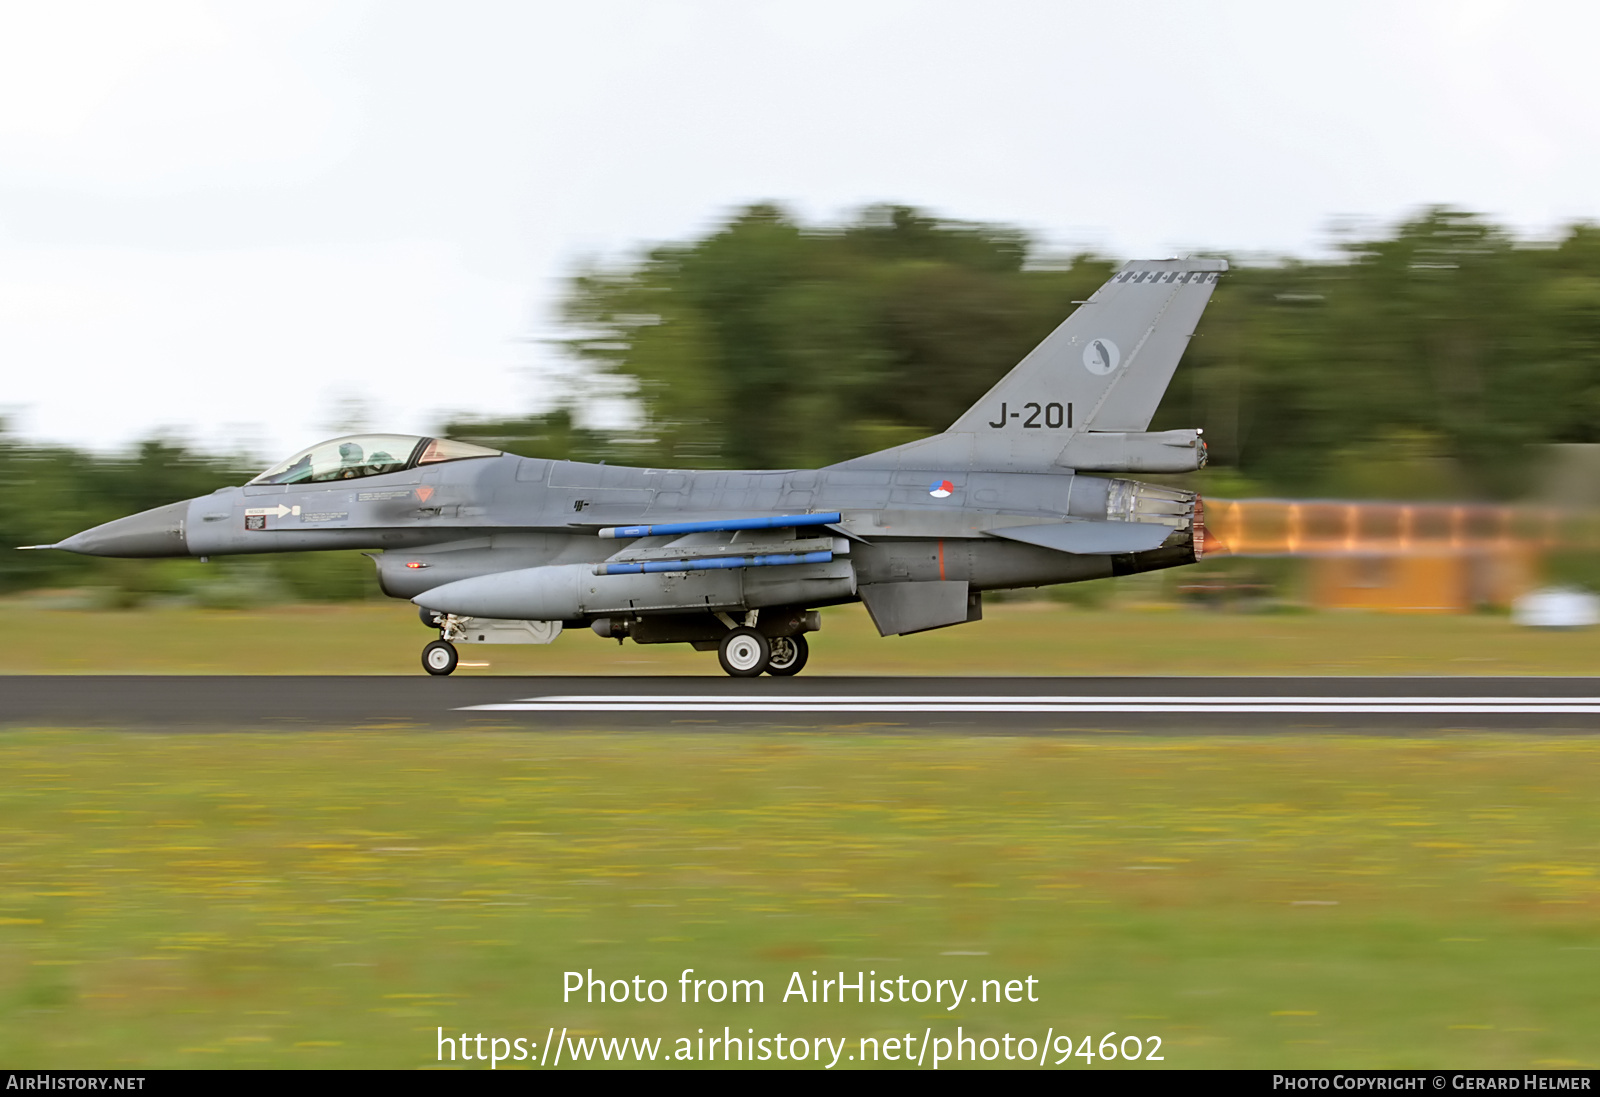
28 258 1225 676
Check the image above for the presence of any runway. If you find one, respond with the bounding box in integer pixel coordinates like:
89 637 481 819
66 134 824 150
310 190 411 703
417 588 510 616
5 675 1600 731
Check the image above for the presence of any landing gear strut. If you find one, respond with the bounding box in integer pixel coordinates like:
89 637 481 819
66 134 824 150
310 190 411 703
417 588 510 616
423 612 464 675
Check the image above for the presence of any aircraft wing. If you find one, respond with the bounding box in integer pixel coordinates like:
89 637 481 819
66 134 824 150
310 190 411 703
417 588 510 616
985 521 1174 555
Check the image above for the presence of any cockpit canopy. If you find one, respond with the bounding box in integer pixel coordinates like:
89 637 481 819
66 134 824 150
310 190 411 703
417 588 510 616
248 435 501 486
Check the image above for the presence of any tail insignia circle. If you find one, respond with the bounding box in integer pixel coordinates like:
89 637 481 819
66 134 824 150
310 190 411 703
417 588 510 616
1083 338 1121 375
928 479 954 498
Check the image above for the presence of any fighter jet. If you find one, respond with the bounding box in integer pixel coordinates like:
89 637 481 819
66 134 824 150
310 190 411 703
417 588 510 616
29 258 1225 676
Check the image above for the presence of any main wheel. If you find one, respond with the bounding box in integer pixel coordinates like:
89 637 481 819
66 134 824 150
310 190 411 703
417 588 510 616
422 639 459 676
717 627 770 677
765 634 809 676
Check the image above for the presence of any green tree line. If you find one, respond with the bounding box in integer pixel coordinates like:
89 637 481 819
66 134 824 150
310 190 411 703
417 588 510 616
9 202 1600 600
523 203 1600 500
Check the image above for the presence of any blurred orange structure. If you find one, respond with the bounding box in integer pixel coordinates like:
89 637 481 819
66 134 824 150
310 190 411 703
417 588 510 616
1200 499 1593 613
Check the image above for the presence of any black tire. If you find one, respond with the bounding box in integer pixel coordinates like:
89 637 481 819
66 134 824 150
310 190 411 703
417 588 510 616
422 639 458 676
765 634 809 676
419 606 444 630
717 627 769 678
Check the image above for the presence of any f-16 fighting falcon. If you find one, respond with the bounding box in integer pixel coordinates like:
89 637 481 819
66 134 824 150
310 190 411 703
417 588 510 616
28 258 1225 676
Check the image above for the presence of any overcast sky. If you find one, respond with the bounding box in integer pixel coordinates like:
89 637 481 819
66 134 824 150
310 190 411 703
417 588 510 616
4 0 1600 460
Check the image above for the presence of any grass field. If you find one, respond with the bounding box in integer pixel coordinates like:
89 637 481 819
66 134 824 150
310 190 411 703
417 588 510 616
1 730 1597 1069
5 600 1600 676
4 603 1597 1069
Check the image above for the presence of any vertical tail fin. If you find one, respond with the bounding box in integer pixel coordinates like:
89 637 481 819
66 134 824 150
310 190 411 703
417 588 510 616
836 257 1225 471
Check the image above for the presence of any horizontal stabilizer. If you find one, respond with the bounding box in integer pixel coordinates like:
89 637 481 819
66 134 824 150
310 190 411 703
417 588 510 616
988 521 1173 555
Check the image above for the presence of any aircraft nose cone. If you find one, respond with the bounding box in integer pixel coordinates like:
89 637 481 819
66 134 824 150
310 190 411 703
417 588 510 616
56 500 192 557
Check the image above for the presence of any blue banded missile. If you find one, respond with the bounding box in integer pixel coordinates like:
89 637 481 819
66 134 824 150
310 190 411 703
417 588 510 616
597 513 842 539
595 551 832 576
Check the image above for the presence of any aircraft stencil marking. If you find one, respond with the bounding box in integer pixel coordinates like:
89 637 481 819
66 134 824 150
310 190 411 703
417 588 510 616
34 257 1227 676
986 402 1070 429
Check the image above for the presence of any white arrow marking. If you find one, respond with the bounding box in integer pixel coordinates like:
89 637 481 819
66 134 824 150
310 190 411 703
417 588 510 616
244 504 302 518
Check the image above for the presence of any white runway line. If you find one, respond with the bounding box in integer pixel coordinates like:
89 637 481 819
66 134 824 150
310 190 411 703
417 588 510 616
460 694 1600 715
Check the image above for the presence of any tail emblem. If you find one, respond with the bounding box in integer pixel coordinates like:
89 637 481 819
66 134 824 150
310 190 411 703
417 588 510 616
1083 338 1121 375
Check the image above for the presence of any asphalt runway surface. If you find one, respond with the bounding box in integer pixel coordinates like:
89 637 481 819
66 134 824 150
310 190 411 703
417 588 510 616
6 675 1600 732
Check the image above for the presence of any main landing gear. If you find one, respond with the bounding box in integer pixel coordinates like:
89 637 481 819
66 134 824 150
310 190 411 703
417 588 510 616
717 627 768 677
765 634 809 676
715 627 810 678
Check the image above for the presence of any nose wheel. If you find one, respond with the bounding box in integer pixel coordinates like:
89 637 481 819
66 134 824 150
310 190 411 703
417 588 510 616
422 639 459 676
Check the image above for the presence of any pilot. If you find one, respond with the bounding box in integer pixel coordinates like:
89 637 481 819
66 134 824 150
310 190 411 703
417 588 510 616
337 442 365 479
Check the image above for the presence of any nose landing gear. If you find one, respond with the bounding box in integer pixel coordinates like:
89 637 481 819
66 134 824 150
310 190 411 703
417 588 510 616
421 611 466 676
